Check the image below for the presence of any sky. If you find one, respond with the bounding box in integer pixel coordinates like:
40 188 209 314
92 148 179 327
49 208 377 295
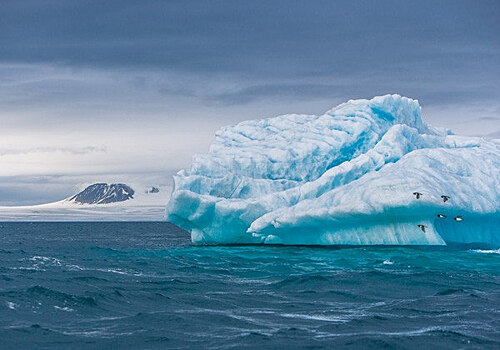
0 0 499 205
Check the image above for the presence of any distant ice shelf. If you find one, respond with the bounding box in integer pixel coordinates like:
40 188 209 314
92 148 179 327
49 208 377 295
0 183 171 221
166 94 500 246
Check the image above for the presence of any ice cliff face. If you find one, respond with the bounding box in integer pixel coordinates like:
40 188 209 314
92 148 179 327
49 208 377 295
166 95 500 246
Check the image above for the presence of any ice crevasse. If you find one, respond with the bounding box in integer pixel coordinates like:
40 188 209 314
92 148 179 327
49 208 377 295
166 95 500 246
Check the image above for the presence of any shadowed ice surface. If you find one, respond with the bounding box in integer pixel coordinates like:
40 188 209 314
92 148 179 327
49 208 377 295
0 222 499 349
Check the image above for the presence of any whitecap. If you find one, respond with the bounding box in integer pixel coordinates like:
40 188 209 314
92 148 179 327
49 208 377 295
5 301 17 310
470 249 500 254
281 313 348 323
54 306 74 312
29 256 62 266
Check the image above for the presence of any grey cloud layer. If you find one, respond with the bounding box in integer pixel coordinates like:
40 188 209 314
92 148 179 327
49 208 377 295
1 2 499 75
0 146 106 156
1 0 499 107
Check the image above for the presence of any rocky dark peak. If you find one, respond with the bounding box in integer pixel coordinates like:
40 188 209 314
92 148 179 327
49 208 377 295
69 183 134 204
147 187 160 194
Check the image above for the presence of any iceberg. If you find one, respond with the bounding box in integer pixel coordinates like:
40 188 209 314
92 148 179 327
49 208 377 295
166 95 500 246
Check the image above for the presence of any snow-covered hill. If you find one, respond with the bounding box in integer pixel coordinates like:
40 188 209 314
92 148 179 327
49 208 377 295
68 183 134 204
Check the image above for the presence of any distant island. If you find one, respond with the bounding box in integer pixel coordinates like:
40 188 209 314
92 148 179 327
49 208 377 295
147 186 160 194
68 183 136 204
0 182 168 221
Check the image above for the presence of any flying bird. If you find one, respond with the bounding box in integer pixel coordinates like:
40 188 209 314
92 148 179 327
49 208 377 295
417 224 426 233
454 216 463 221
437 214 446 218
413 192 422 199
441 195 450 202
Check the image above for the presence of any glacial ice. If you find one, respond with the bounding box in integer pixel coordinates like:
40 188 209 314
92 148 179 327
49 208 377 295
166 95 500 246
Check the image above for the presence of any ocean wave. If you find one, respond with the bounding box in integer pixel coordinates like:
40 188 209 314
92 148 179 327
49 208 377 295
26 285 98 307
471 249 500 254
29 256 62 266
5 301 17 310
54 305 74 312
1 223 499 349
281 313 349 323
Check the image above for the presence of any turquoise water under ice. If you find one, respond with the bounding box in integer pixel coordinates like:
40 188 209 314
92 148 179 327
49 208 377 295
0 222 499 349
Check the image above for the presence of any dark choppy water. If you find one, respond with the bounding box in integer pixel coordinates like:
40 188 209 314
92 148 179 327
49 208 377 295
0 222 499 349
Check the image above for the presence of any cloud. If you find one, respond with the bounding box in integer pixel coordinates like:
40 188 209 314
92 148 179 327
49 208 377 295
477 116 500 122
1 0 499 112
0 146 106 156
1 1 498 76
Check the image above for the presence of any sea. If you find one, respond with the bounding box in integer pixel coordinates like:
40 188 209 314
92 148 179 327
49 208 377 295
0 222 499 349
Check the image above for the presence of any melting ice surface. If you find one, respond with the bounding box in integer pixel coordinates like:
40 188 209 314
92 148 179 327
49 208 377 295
166 95 500 246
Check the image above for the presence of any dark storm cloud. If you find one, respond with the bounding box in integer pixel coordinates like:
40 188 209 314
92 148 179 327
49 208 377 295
0 0 499 121
1 1 499 83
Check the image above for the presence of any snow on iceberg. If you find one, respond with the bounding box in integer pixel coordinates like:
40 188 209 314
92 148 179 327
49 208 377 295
166 95 500 246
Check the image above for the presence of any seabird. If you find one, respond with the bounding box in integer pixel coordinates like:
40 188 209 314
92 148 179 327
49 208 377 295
417 224 426 233
441 195 450 203
454 216 463 221
437 214 446 218
413 192 423 199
